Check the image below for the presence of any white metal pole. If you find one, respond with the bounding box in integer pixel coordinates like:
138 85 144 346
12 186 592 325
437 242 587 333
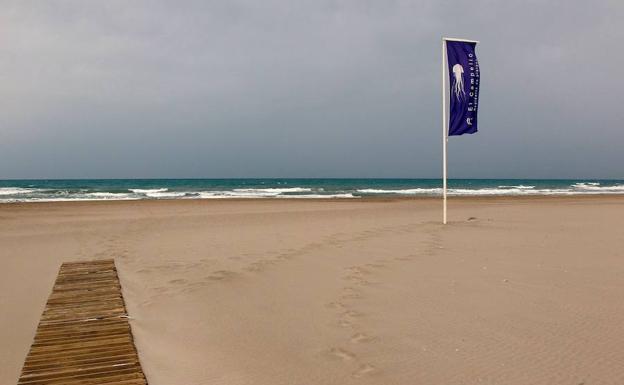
442 38 448 224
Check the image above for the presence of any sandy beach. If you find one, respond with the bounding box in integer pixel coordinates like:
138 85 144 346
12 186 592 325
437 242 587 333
2 197 624 385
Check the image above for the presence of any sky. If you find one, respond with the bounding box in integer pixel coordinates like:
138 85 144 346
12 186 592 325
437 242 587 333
1 0 623 179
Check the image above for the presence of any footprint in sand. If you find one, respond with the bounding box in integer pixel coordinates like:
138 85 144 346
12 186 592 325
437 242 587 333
337 309 363 328
342 310 362 318
326 301 346 310
340 294 362 300
181 281 210 293
207 270 238 281
340 288 362 300
275 253 289 260
243 259 278 272
345 276 372 286
348 266 371 275
350 332 375 344
344 266 375 286
352 363 377 378
337 319 353 328
328 348 356 361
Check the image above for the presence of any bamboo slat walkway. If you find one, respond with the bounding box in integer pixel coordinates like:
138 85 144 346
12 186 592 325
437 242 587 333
17 259 148 385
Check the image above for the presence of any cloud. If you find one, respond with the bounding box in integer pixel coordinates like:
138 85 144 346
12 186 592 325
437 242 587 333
1 0 622 178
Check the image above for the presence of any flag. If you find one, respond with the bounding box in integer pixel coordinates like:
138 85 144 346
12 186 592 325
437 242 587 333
446 40 480 136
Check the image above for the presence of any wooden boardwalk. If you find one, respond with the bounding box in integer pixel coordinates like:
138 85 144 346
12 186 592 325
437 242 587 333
18 259 148 385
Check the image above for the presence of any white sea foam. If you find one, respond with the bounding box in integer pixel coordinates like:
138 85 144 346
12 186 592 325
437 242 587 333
144 191 188 198
87 192 127 197
572 182 624 191
498 185 535 189
449 188 549 195
0 187 39 195
357 188 441 194
195 190 352 199
193 187 314 198
572 182 600 187
197 191 282 198
129 188 169 194
276 193 356 199
0 193 139 203
358 187 579 196
233 187 312 194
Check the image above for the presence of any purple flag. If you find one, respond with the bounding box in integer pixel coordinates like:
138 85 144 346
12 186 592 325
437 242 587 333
446 40 480 136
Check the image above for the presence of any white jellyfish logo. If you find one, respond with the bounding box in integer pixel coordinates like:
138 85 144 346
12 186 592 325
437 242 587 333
452 64 465 101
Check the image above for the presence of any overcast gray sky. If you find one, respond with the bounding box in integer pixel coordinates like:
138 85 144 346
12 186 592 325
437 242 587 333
1 0 622 179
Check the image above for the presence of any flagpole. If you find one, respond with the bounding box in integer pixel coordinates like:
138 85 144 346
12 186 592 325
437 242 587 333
442 38 448 224
441 37 479 224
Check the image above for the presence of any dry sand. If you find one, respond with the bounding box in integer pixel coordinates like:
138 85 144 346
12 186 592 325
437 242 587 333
2 197 624 385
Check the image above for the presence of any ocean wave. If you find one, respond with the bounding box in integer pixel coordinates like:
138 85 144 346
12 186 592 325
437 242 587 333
276 193 356 199
498 185 535 189
191 187 315 198
357 184 624 196
571 182 624 191
85 192 135 199
358 187 545 195
356 187 617 196
129 188 169 194
194 190 352 199
233 187 313 194
144 191 189 198
0 193 139 203
357 188 440 194
197 191 286 198
572 182 600 187
449 188 551 195
3 180 624 203
0 187 40 195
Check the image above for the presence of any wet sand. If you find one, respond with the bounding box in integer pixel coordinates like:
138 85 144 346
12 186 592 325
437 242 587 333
2 197 624 385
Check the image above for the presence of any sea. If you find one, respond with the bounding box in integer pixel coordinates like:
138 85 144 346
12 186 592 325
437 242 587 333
1 179 624 203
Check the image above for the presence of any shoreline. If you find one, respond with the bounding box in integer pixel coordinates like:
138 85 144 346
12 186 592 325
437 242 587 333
2 193 624 209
